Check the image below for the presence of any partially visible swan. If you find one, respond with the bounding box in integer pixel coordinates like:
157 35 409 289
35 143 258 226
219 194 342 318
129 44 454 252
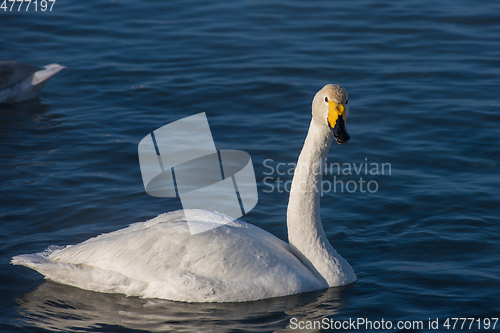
0 61 66 103
12 84 356 302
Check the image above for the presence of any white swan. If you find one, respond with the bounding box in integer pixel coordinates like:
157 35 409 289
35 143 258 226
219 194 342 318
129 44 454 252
12 84 356 302
0 61 66 103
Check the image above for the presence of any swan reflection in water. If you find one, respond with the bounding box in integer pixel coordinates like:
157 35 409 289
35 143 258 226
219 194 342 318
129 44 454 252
16 280 351 332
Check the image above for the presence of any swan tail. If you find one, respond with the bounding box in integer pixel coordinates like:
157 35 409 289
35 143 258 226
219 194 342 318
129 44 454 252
12 245 63 268
12 246 148 296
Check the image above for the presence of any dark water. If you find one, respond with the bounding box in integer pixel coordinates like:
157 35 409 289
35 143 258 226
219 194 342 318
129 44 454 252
1 0 500 332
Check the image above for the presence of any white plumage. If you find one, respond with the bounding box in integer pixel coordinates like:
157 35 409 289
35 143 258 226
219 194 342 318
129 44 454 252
13 210 324 302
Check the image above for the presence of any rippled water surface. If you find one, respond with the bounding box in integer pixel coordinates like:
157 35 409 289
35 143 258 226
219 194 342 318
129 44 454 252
1 0 500 332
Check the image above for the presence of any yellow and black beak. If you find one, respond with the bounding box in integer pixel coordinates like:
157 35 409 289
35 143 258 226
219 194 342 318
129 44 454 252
327 101 350 145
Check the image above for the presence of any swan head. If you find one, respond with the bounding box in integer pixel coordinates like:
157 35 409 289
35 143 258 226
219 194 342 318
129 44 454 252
312 84 350 145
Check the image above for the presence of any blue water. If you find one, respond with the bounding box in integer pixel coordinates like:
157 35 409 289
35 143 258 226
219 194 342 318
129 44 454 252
1 0 500 332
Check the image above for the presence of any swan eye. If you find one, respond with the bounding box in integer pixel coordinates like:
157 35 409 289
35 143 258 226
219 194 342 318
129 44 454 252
325 97 328 102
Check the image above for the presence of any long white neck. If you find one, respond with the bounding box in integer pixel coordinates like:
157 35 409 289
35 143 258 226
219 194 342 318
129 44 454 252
286 117 356 286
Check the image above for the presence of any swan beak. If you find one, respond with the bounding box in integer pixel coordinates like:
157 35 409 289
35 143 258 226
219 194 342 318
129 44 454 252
327 101 350 145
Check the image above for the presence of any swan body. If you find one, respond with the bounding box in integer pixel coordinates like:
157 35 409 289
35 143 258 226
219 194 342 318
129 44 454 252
13 210 325 302
12 84 356 302
0 61 66 103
